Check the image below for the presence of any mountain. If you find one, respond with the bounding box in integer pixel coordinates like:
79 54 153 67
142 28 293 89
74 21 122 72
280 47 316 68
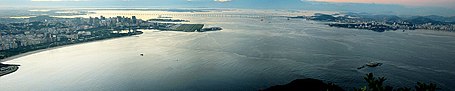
405 17 443 25
421 15 455 23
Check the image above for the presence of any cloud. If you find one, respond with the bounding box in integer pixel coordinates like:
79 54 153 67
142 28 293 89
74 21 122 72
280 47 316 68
31 0 90 1
214 0 231 3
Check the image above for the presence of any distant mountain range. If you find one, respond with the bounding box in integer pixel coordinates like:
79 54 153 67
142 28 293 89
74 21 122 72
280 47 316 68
298 13 455 32
344 12 455 24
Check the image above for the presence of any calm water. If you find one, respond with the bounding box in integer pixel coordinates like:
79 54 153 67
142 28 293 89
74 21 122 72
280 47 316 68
1 10 455 91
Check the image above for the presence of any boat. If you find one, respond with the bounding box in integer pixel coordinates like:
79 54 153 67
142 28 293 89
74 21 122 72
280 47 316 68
357 62 383 69
366 62 383 67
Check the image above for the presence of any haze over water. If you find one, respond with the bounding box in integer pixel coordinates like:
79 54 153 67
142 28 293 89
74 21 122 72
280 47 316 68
1 10 455 91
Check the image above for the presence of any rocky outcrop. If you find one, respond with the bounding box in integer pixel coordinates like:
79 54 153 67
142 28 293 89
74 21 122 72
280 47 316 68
0 63 20 77
261 78 344 91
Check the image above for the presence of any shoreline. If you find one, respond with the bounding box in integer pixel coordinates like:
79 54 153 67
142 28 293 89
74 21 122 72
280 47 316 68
0 33 142 63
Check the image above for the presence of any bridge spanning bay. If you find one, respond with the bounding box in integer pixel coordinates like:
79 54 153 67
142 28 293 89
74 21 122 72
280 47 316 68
93 13 288 18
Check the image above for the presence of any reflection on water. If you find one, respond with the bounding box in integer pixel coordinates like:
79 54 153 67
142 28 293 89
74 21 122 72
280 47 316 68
1 9 455 91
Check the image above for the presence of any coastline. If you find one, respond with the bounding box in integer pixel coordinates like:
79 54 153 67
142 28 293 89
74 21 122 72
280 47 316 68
0 33 142 63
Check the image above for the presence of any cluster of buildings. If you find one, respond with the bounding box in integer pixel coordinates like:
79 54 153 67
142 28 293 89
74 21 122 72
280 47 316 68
413 23 455 31
0 15 216 53
334 20 455 31
299 13 455 32
88 16 140 28
0 15 145 51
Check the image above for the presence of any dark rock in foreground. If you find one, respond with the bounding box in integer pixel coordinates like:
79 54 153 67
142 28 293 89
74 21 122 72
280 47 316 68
261 78 344 91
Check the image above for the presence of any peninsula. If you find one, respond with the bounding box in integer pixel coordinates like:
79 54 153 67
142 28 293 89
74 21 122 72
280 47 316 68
0 15 217 60
0 63 19 76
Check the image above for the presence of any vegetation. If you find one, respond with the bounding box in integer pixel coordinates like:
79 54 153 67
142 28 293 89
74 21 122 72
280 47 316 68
354 73 438 91
0 63 20 77
261 78 344 91
174 24 204 32
263 73 439 91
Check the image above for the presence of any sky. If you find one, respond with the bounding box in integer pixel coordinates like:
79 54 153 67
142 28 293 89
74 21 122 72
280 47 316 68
1 0 455 16
311 0 455 8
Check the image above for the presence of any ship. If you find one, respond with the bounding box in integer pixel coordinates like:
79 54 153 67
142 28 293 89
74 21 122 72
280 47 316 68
357 62 383 69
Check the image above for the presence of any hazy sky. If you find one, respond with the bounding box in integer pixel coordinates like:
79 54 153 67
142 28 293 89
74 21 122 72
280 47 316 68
311 0 455 8
16 0 455 8
1 0 455 16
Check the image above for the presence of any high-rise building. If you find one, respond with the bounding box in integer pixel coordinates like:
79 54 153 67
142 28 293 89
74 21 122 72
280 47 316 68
116 16 122 23
89 17 94 25
94 17 100 26
100 16 106 20
132 16 137 24
0 43 3 51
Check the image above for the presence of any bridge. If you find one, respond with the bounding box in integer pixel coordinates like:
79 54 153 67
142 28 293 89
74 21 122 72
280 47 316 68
95 13 289 18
